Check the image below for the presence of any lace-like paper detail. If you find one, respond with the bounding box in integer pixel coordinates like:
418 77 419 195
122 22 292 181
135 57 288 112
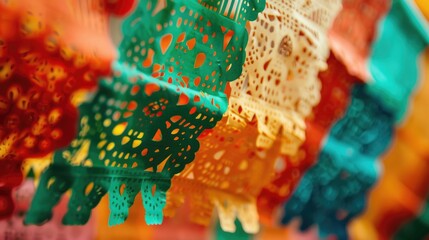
329 0 390 80
164 0 341 232
228 0 342 155
366 0 429 122
282 84 395 240
26 0 259 226
0 0 131 218
257 54 357 220
165 119 281 233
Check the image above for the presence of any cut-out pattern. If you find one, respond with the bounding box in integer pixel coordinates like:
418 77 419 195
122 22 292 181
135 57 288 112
164 0 341 233
257 54 357 220
165 119 281 233
281 2 429 238
329 0 390 80
281 84 395 240
118 0 254 83
198 0 265 25
228 0 342 155
26 0 262 226
0 0 131 218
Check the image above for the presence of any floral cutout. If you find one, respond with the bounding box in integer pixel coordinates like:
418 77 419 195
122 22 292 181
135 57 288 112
228 0 342 156
26 0 262 226
0 0 134 219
